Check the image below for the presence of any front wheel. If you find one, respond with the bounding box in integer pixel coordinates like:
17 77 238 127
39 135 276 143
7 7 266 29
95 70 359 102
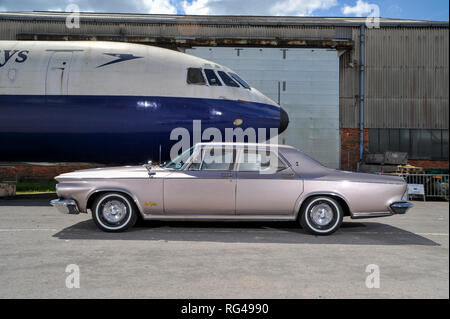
299 196 343 235
92 192 138 232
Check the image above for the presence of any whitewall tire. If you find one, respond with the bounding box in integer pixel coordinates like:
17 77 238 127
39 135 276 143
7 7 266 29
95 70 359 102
300 196 343 235
92 192 138 232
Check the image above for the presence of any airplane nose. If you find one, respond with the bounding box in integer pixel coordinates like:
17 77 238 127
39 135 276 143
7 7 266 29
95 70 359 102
280 107 289 133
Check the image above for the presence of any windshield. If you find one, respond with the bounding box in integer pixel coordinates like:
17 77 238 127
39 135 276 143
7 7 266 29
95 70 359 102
229 73 251 89
163 147 194 170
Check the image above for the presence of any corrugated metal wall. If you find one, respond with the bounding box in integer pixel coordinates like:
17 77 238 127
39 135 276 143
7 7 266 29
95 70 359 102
365 27 449 129
0 19 338 40
339 27 361 128
339 26 449 129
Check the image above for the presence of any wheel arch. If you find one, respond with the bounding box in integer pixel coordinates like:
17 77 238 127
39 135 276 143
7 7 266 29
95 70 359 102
86 188 143 216
295 192 351 219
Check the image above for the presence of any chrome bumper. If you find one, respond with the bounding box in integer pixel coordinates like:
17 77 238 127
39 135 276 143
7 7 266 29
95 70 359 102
351 201 413 219
390 201 413 215
50 199 80 215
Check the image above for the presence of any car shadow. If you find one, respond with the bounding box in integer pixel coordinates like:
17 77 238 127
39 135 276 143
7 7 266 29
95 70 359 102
0 198 55 207
53 219 439 246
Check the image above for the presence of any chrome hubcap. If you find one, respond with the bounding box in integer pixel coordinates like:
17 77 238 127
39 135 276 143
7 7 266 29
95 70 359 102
310 203 334 226
102 200 127 224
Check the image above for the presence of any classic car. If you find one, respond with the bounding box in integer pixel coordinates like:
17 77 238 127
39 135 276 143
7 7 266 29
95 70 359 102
51 142 413 235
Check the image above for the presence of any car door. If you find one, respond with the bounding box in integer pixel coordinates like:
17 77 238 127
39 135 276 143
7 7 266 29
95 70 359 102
163 146 237 215
235 148 303 215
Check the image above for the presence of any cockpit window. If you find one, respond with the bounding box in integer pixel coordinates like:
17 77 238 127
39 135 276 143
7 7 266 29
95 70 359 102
229 73 251 89
217 71 240 87
204 69 222 86
187 68 206 85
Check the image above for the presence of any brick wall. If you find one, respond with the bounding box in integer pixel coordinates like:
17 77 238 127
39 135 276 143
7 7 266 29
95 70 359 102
340 128 449 171
340 128 369 171
0 164 105 181
408 160 449 170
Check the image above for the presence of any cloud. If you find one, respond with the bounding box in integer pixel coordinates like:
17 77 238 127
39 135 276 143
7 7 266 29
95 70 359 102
0 0 177 14
182 0 338 16
182 0 211 15
141 0 177 14
0 0 338 16
341 0 374 16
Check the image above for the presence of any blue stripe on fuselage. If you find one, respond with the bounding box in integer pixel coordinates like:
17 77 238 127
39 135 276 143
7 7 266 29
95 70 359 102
0 95 281 163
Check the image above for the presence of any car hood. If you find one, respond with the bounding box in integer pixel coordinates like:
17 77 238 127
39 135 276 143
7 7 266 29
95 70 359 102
54 165 167 181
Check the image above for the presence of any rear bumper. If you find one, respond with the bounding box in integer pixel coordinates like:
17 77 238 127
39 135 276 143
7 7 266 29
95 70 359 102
50 199 80 215
389 201 414 215
351 201 413 219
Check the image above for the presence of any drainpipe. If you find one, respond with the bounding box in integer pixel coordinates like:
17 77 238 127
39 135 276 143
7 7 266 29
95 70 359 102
358 24 365 171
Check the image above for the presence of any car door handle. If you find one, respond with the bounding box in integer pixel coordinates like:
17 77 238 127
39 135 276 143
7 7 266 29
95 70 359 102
281 173 295 178
221 172 233 178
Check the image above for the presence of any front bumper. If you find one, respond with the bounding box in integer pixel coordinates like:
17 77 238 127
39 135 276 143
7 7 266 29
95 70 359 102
50 199 80 215
390 201 414 214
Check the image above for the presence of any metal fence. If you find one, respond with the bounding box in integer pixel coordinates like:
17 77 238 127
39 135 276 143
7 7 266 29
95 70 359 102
390 173 449 200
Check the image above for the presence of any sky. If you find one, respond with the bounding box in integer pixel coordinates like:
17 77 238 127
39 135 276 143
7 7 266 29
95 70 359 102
0 0 448 21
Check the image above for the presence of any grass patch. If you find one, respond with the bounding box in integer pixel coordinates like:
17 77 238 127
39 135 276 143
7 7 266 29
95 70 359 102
15 180 57 193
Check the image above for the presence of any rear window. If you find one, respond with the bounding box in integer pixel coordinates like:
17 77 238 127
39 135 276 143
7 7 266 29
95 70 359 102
204 69 222 86
229 73 250 89
217 71 240 87
186 68 206 85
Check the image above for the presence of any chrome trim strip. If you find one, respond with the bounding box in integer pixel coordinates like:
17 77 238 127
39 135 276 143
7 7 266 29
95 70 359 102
57 177 150 180
142 214 296 221
313 179 405 185
350 211 393 219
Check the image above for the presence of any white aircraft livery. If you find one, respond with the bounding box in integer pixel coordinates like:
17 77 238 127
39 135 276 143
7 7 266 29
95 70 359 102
0 41 289 163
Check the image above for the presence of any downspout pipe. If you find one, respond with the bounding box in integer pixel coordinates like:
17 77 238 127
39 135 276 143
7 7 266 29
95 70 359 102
358 23 365 171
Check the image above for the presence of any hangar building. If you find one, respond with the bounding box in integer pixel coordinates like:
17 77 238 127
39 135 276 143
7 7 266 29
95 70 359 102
0 11 448 170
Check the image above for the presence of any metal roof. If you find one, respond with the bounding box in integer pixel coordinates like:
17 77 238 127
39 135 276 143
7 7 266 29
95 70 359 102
0 11 448 27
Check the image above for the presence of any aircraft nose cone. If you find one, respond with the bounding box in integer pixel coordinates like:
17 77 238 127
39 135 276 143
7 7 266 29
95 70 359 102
280 107 289 134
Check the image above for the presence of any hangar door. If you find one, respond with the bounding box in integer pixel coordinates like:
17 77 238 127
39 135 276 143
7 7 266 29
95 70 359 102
186 47 340 169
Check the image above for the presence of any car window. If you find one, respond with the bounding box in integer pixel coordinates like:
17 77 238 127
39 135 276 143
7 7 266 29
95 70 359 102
229 73 250 89
204 69 222 86
238 149 287 172
186 68 206 85
187 148 203 170
202 147 236 171
163 147 194 170
189 147 236 171
217 71 240 87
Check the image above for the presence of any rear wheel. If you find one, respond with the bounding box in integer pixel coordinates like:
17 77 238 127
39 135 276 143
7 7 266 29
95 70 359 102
92 192 137 232
299 196 343 235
